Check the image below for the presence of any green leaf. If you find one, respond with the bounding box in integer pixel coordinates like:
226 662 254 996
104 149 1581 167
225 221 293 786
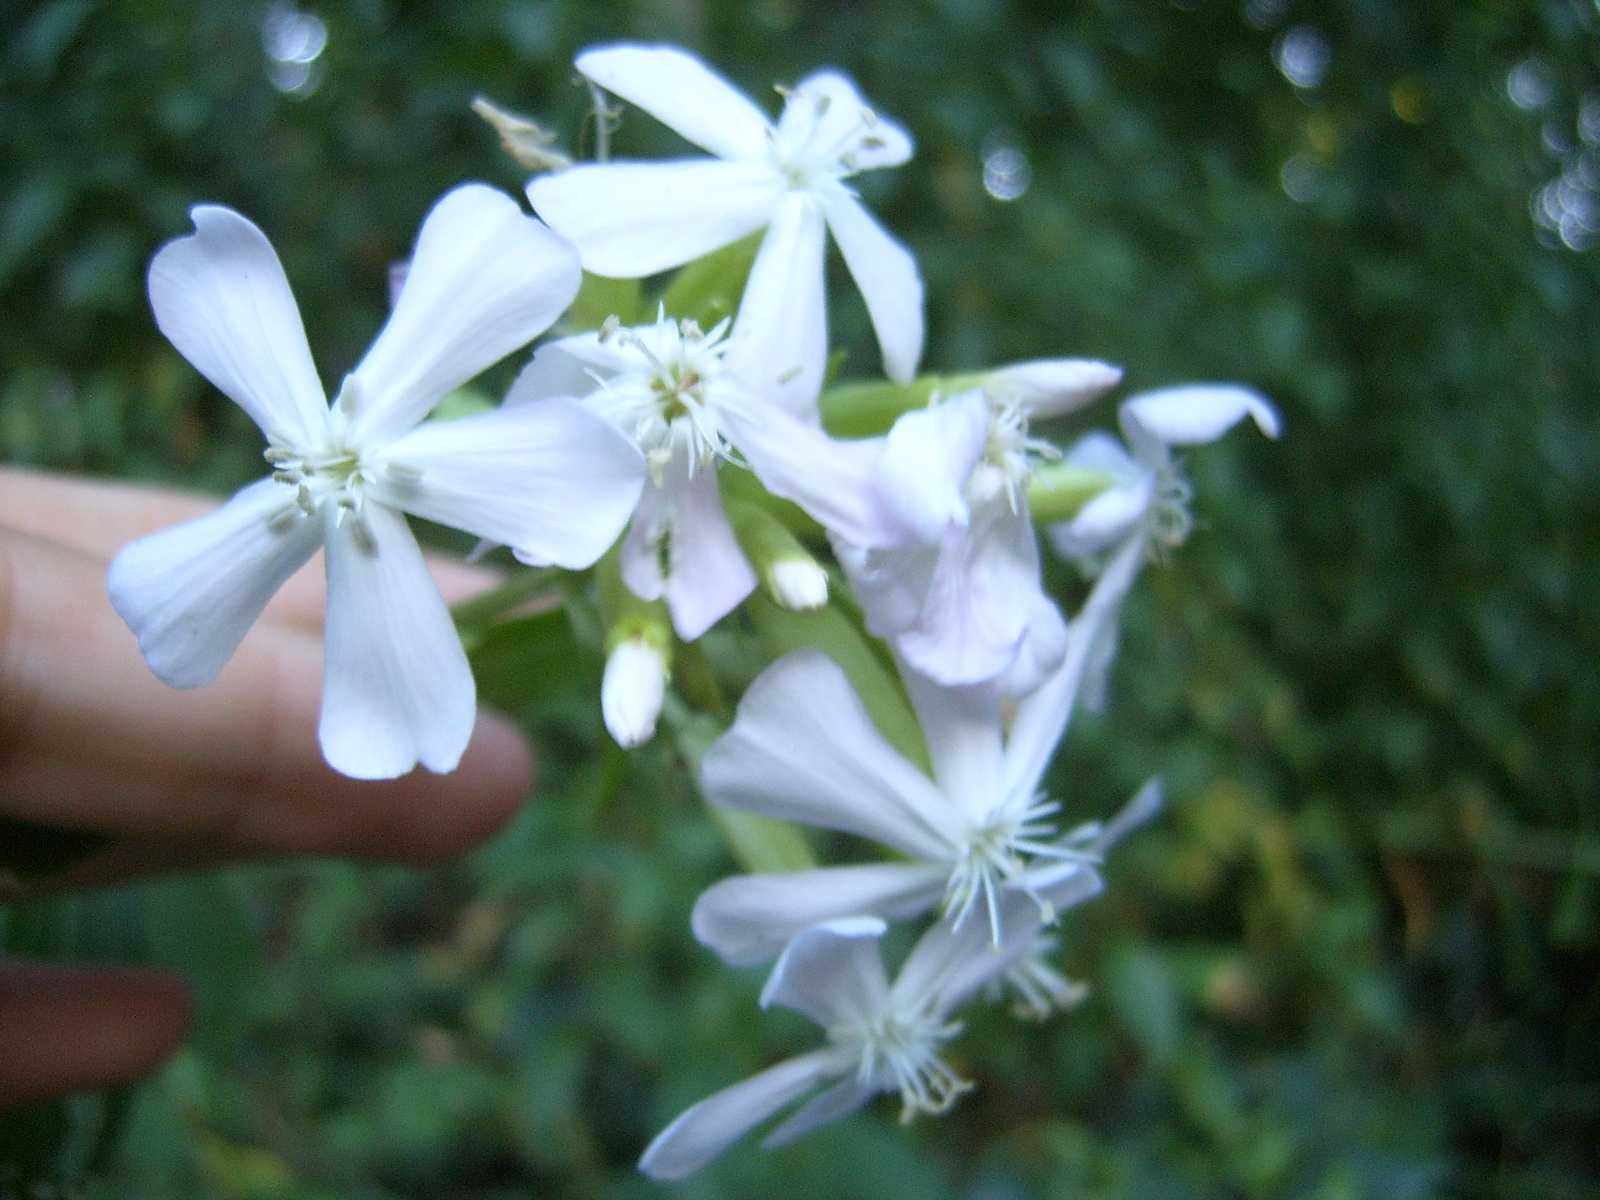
744 594 928 772
658 232 762 327
563 271 643 333
468 606 590 720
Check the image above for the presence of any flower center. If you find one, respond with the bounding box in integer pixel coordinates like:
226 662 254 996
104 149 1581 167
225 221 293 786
265 443 371 517
831 1006 972 1123
590 315 733 482
971 393 1059 513
942 791 1098 944
770 86 890 186
1147 459 1196 553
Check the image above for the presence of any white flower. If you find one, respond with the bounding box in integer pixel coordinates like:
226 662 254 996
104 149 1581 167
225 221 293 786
640 885 1088 1179
691 535 1146 967
508 311 908 639
108 185 646 779
527 43 923 416
835 359 1122 693
1047 384 1279 706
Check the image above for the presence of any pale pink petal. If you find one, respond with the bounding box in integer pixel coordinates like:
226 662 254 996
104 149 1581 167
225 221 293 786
761 1077 878 1149
988 358 1122 419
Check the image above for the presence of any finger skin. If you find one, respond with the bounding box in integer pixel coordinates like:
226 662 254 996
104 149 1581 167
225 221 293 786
0 526 533 867
0 465 504 628
0 961 193 1109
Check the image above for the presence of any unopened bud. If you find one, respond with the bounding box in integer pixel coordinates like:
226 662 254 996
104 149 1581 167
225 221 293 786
727 499 828 613
602 638 668 749
768 558 828 612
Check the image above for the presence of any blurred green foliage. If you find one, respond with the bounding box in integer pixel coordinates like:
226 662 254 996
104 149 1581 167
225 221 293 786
3 0 1598 1196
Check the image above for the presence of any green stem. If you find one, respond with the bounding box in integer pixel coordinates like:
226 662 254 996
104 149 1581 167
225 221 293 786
450 567 563 629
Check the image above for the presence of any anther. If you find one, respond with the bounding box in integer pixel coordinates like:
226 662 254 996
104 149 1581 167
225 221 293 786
295 484 317 516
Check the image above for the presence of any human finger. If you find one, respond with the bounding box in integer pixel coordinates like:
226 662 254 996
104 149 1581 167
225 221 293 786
0 466 504 628
0 527 532 861
0 961 193 1109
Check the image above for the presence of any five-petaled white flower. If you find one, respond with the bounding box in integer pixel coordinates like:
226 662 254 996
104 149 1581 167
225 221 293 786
527 42 923 417
1047 384 1280 708
640 875 1098 1180
508 310 909 639
108 184 646 779
691 526 1147 966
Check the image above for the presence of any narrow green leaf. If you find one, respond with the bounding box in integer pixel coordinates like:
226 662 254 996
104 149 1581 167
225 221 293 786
658 232 762 327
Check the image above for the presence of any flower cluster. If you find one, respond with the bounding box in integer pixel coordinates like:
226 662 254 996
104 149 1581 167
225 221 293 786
110 41 1279 1177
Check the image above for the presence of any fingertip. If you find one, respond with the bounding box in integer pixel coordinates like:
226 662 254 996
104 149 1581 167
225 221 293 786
0 962 194 1109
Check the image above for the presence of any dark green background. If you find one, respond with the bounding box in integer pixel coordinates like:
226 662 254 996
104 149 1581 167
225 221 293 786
2 0 1596 1196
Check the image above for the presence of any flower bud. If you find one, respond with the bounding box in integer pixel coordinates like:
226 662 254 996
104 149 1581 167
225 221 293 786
727 499 828 613
602 638 668 749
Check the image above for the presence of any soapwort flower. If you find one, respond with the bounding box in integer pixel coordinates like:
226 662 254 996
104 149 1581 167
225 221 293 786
108 185 645 779
691 526 1149 966
527 42 923 416
1047 384 1280 705
641 874 1098 1180
508 310 908 639
835 359 1123 693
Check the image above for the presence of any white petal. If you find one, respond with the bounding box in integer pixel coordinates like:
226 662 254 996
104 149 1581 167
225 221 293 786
318 503 474 779
760 916 890 1027
718 403 898 546
779 71 914 170
873 392 988 543
1089 777 1165 854
820 186 923 384
347 184 581 445
1004 532 1148 801
891 893 1048 1015
107 477 322 688
1048 473 1154 561
371 397 644 568
692 862 946 965
727 193 829 418
989 590 1069 700
761 1077 877 1149
897 663 1006 824
527 159 784 278
1120 384 1282 451
1061 429 1141 482
895 499 1042 687
834 536 941 640
987 358 1122 419
701 650 958 860
503 337 612 407
619 485 668 603
147 206 327 448
576 43 774 161
664 464 757 640
638 1049 840 1181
